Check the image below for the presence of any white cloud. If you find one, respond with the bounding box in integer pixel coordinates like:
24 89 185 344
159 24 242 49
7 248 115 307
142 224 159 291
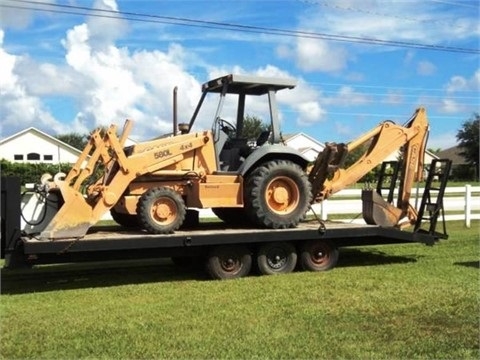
0 29 68 135
383 91 404 105
0 0 56 30
445 69 480 93
417 61 436 76
301 1 479 45
440 98 466 114
295 38 348 73
323 86 371 106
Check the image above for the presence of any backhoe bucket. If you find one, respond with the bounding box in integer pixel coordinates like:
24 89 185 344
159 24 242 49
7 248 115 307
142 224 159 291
362 190 403 227
39 183 96 240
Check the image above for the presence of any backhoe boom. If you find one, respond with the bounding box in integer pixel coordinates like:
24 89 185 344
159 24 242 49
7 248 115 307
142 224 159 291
309 107 429 227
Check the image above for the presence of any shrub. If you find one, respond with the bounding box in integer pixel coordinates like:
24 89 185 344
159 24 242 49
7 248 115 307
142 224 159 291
0 159 72 185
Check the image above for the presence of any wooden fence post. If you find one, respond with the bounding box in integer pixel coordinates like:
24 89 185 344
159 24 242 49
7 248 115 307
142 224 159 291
465 184 471 228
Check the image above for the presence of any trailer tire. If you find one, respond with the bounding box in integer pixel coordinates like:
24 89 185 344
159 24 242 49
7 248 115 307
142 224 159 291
245 160 311 229
299 240 339 271
206 245 252 280
110 208 139 228
256 242 297 275
137 187 186 234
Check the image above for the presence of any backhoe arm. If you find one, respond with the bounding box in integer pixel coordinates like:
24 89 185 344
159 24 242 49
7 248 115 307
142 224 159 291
309 107 429 227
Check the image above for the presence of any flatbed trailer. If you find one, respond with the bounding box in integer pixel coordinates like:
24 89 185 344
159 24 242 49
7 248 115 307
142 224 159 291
1 167 450 279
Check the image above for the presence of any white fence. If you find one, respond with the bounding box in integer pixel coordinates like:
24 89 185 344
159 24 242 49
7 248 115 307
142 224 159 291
309 185 480 228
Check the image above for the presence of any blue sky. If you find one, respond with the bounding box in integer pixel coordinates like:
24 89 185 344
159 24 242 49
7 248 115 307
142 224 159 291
0 0 478 150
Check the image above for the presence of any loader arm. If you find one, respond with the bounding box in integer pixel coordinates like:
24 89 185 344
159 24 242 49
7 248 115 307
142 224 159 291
40 122 214 240
309 107 429 227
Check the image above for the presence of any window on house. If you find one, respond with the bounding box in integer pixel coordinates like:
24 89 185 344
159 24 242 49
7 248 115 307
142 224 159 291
14 154 24 160
43 155 53 161
27 153 40 161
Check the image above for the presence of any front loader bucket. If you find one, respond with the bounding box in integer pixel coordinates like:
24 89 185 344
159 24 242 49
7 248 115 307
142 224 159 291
362 190 403 227
39 185 96 240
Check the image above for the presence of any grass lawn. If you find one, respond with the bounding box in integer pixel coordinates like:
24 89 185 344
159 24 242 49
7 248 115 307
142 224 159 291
1 221 479 359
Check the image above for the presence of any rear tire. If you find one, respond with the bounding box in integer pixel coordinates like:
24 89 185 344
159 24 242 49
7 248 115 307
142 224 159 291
245 160 312 229
137 187 186 234
299 240 339 271
206 245 252 280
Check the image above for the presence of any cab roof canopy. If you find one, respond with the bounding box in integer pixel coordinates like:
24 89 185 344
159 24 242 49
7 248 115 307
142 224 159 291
202 74 297 95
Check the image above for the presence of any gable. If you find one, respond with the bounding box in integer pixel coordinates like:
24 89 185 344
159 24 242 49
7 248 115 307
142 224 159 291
284 132 325 152
0 128 83 163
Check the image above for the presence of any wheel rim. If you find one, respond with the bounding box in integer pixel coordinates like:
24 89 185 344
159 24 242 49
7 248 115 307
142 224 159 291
265 176 300 214
266 247 288 270
310 244 330 266
150 197 177 225
220 255 242 274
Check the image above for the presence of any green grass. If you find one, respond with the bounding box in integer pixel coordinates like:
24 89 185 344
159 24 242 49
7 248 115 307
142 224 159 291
1 221 479 359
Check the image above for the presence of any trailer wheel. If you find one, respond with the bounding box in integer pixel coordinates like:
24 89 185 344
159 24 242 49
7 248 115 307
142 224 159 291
137 187 186 234
110 208 139 228
245 160 311 229
206 245 252 280
256 242 297 275
299 240 339 271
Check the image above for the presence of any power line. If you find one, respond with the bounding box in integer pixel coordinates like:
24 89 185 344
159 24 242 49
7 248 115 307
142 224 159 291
300 0 477 29
2 0 479 54
428 0 480 9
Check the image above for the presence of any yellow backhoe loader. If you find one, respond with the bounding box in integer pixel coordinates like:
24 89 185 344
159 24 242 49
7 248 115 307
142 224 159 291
37 74 429 240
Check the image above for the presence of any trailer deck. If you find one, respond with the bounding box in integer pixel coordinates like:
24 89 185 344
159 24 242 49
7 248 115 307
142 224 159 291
20 220 435 257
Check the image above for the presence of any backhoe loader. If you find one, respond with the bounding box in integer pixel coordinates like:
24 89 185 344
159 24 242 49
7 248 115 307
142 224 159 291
35 74 429 241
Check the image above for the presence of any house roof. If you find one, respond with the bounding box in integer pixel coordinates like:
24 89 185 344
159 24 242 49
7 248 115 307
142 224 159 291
437 146 467 165
282 132 325 147
0 127 83 155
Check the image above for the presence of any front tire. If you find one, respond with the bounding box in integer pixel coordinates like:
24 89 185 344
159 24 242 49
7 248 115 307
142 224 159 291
245 160 312 229
137 187 186 234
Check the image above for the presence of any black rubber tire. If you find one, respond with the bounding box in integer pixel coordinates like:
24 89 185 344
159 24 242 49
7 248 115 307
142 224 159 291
244 160 312 229
110 208 139 228
137 187 186 234
206 245 252 280
299 240 339 271
212 207 249 226
256 242 297 275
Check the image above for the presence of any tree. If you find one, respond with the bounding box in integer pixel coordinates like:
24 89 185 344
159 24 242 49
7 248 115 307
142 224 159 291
242 115 269 141
456 113 479 179
56 132 88 150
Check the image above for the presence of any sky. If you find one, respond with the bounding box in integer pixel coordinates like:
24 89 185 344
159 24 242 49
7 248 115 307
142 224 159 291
0 0 479 151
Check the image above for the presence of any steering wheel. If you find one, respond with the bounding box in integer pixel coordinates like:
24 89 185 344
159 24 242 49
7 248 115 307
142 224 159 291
219 118 237 136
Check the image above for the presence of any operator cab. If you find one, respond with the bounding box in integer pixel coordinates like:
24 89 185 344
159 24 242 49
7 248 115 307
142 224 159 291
187 74 297 171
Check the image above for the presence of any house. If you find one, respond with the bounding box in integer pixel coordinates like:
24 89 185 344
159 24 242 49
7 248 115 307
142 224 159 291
0 127 139 165
0 127 83 164
437 146 466 166
283 132 325 162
